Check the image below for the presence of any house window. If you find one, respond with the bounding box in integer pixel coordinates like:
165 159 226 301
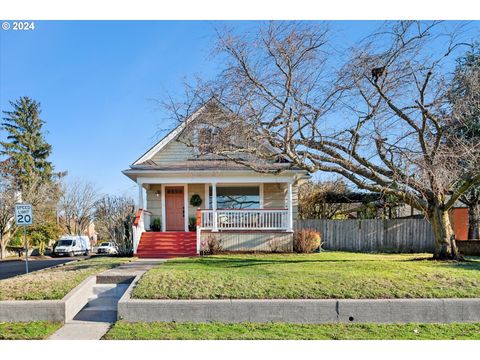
209 186 260 209
197 127 214 154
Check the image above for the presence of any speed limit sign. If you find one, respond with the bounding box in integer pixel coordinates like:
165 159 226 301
15 204 33 225
15 203 33 274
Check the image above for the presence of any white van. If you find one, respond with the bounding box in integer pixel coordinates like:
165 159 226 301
53 236 91 257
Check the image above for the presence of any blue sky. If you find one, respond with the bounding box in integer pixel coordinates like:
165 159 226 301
3 20 468 197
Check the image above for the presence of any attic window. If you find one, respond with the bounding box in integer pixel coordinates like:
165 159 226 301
198 127 215 154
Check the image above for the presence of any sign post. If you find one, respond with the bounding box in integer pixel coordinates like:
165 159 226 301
15 203 33 274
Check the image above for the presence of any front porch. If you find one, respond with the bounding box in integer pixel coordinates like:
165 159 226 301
132 179 296 257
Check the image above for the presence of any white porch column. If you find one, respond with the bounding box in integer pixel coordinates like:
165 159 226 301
161 185 166 232
259 183 264 208
204 183 209 209
212 182 218 232
137 181 144 209
287 182 293 232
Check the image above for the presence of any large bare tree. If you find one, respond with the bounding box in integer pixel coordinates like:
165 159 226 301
58 179 99 235
168 21 480 259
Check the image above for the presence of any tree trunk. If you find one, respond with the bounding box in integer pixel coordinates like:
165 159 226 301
428 206 459 260
0 239 5 260
467 202 480 240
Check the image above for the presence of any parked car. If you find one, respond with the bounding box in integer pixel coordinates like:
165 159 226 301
53 236 91 257
96 242 118 255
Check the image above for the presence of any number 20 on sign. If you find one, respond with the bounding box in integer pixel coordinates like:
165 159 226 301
15 204 33 273
15 204 33 225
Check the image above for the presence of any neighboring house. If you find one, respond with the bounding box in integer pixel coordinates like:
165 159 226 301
451 207 469 241
84 221 98 246
123 100 309 258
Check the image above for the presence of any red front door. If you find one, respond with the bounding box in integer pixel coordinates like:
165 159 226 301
165 186 184 231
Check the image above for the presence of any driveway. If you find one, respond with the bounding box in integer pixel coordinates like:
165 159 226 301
0 257 87 280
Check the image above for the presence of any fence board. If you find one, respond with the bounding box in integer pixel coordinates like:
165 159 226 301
295 219 435 253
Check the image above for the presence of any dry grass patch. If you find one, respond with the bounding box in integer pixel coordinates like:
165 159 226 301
0 257 131 300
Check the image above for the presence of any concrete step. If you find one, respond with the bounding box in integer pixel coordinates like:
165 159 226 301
73 309 117 323
85 301 118 311
87 296 119 308
92 284 129 297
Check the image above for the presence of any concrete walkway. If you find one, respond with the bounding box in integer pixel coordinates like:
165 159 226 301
48 258 165 340
48 321 112 340
97 259 165 282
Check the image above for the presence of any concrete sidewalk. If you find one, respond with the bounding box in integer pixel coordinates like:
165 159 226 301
48 321 112 340
48 259 165 340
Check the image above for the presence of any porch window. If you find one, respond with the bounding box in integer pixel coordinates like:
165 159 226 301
209 186 260 209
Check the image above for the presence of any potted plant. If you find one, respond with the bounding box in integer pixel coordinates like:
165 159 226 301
151 217 161 232
188 217 197 231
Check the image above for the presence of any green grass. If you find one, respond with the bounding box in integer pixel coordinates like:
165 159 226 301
132 252 480 299
104 321 480 340
0 257 131 300
0 321 62 340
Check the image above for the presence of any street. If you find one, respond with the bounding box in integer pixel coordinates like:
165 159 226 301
0 257 86 280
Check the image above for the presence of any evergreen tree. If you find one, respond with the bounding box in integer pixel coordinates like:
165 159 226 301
0 97 61 258
1 96 53 192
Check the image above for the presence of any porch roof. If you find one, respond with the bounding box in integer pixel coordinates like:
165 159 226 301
122 167 309 184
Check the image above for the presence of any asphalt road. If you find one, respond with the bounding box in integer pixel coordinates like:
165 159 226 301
0 257 86 280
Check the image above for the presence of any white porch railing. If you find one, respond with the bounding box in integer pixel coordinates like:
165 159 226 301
132 209 152 254
199 209 289 231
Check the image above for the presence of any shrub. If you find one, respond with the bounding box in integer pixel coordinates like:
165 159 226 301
206 234 223 255
151 217 161 232
293 229 321 253
268 238 291 253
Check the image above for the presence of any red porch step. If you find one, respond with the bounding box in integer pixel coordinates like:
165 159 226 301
136 231 197 259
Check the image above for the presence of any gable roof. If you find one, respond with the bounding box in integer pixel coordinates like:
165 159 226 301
132 101 210 166
130 99 304 173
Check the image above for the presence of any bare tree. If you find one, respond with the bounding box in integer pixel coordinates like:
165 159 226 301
95 195 136 256
169 21 480 259
58 179 99 235
0 171 61 259
298 179 349 219
0 176 17 259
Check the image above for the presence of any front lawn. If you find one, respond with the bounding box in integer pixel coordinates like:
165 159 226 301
0 321 62 340
0 257 131 300
132 252 480 299
104 321 480 340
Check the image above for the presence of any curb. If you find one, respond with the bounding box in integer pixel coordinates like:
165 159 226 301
0 275 95 323
118 279 480 324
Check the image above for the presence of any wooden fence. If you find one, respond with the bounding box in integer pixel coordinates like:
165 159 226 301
295 219 436 253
